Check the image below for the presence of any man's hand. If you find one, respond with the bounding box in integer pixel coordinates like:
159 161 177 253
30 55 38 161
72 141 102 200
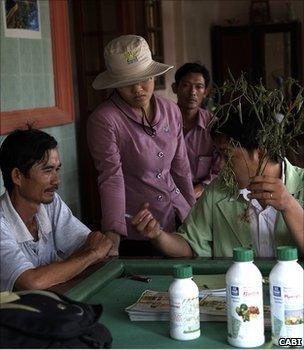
15 231 114 290
82 231 113 260
104 231 120 256
194 183 204 199
131 203 162 240
248 175 293 211
248 174 304 255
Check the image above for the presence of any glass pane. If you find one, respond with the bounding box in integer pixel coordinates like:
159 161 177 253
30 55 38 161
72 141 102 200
84 36 101 72
103 33 118 48
264 32 291 89
100 0 118 32
146 1 155 28
86 76 104 111
82 0 99 32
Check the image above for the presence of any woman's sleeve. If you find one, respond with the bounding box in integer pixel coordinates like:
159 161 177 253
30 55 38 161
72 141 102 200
170 112 196 207
87 111 127 236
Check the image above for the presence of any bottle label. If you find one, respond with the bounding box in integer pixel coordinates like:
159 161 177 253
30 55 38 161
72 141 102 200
270 284 304 343
170 296 200 334
227 283 264 341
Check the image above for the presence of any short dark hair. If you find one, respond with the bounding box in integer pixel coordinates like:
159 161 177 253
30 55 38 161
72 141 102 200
211 109 262 151
211 112 283 163
174 62 210 88
0 128 58 193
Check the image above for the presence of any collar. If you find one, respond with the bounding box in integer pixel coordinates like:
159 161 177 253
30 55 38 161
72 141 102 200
0 191 52 243
110 90 160 127
196 108 212 130
284 158 302 194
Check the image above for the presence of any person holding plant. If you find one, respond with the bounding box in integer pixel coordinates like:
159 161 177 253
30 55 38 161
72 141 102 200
131 77 304 258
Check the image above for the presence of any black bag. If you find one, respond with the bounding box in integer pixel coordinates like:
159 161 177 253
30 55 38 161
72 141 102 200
0 290 112 348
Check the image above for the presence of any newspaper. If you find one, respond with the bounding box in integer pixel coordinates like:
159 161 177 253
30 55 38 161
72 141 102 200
193 274 226 297
125 290 226 322
125 289 271 327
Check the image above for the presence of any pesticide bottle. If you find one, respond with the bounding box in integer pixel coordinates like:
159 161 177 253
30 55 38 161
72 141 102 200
226 247 264 348
269 246 304 347
169 264 200 340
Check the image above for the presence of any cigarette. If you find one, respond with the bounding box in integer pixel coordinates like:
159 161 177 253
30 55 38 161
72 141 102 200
125 213 164 230
129 275 151 283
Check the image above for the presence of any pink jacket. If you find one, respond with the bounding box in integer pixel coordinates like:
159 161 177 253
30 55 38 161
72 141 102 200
87 91 195 240
184 108 219 186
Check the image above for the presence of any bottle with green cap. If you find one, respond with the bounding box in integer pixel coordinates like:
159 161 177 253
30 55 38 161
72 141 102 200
226 247 264 348
168 264 200 340
269 246 303 347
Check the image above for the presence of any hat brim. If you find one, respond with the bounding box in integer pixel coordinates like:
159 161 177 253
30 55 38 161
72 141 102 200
92 61 173 90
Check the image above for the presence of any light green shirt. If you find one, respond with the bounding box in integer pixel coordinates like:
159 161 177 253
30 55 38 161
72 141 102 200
177 159 304 257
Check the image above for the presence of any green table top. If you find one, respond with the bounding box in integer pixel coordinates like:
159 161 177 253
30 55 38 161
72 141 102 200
66 258 277 349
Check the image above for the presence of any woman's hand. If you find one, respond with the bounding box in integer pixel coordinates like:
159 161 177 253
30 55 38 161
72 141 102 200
248 175 293 212
131 203 162 240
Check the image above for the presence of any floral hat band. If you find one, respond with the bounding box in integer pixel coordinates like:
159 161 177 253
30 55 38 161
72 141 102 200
92 35 173 90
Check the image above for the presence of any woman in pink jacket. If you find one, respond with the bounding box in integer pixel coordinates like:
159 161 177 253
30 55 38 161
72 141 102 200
87 35 195 256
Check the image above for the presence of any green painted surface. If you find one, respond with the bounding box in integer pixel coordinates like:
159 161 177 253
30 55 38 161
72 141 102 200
66 259 277 349
0 0 54 111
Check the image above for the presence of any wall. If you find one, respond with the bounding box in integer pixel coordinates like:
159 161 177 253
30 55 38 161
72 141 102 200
0 0 81 218
0 1 55 111
158 0 304 101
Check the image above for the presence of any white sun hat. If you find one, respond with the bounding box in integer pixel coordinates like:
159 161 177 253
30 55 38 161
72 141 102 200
92 35 173 90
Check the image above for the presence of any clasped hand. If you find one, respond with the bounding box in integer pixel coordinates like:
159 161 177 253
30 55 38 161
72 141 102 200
83 231 113 259
247 175 293 212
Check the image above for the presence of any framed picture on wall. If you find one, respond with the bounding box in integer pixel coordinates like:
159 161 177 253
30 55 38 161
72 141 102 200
0 0 74 135
250 0 271 24
2 0 41 39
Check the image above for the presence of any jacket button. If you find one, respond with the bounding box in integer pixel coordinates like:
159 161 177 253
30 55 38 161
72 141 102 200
175 188 180 194
156 173 162 179
157 195 163 201
158 151 164 158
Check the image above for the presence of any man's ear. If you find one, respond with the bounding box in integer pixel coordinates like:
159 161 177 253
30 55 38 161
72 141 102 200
204 86 210 98
171 82 177 94
11 168 23 187
248 148 261 164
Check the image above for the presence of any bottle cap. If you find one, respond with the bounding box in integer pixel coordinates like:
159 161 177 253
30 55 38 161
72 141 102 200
277 246 298 261
173 264 193 279
233 247 253 262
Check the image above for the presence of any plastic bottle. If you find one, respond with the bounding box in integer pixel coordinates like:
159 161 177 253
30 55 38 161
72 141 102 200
226 248 265 348
269 246 304 347
168 264 200 340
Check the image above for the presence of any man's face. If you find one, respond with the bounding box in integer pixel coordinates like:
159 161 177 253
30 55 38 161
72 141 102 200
215 135 258 189
117 77 155 111
173 72 208 111
18 148 61 205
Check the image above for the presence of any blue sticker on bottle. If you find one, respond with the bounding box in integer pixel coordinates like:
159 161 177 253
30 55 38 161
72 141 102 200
273 286 281 297
231 286 239 296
